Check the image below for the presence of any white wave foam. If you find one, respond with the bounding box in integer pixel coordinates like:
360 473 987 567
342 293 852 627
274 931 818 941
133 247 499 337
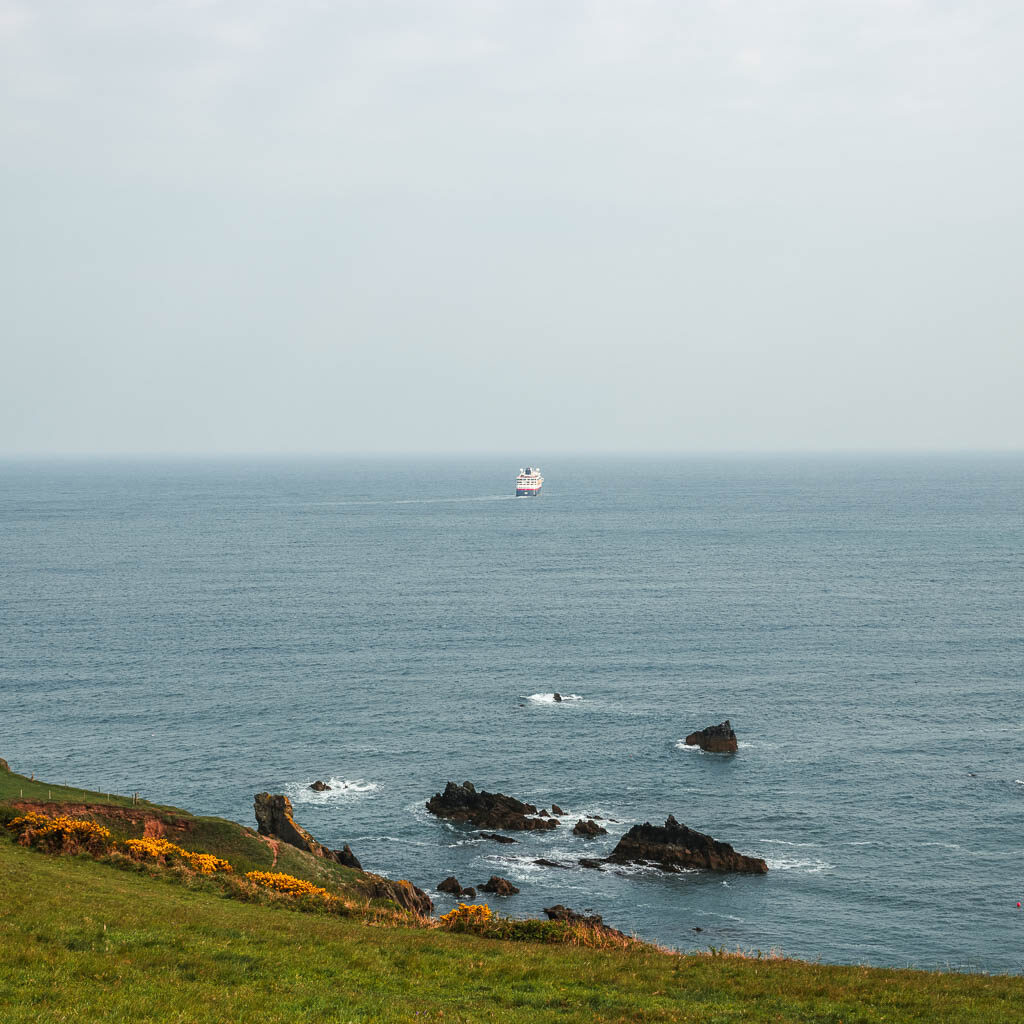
288 778 379 804
1015 779 1024 786
764 855 834 873
525 692 583 704
675 741 702 752
756 838 821 848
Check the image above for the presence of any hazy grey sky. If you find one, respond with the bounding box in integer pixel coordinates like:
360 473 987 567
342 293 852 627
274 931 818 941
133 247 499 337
2 1 1021 454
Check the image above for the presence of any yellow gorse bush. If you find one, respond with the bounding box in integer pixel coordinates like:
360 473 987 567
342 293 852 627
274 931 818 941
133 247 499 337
244 871 337 901
438 902 493 932
7 813 112 853
122 838 231 874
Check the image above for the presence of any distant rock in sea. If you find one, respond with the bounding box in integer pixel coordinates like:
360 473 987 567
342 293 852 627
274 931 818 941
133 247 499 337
606 815 767 874
309 780 332 792
685 720 739 754
426 781 559 831
480 875 520 896
573 818 608 837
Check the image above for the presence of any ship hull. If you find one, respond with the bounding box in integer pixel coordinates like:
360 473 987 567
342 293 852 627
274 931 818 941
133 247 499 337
516 488 542 496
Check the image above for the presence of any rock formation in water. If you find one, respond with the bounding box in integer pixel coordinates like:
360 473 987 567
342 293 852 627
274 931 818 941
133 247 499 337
426 781 559 831
578 858 604 870
606 815 767 874
337 843 362 870
550 803 566 816
437 876 476 898
684 720 738 753
553 693 563 702
480 875 520 895
573 818 608 837
309 780 331 792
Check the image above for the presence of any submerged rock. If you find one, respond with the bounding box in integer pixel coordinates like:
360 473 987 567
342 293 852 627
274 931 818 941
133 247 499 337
426 781 559 831
480 875 520 896
684 720 738 754
479 832 517 844
534 858 571 869
553 692 563 702
309 780 332 792
578 858 604 870
573 818 608 838
606 814 767 874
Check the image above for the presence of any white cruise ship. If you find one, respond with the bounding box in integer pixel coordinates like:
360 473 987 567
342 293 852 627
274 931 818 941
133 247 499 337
515 466 543 496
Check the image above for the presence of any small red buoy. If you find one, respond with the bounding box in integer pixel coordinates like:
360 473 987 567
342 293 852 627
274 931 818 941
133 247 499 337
1017 902 1021 908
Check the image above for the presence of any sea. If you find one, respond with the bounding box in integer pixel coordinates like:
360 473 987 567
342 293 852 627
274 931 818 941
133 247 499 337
1 454 1022 974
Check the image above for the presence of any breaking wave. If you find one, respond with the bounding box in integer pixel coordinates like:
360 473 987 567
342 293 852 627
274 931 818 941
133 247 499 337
763 855 834 873
287 778 379 804
525 692 583 704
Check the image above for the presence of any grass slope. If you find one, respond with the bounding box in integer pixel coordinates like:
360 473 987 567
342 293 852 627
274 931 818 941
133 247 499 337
1 760 1021 1023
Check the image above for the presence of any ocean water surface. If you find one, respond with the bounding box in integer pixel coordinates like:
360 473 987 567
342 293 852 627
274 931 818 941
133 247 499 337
1 454 1022 973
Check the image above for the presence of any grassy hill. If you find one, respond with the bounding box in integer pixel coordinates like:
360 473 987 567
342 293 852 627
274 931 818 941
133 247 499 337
1 758 1020 1023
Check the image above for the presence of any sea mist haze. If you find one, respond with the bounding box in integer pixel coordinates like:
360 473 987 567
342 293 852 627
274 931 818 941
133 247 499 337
1 455 1021 973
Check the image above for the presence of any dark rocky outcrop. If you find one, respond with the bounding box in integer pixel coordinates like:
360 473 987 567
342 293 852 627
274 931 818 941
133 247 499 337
578 858 604 870
426 782 558 831
437 876 475 898
553 692 563 702
534 858 571 869
479 832 517 844
362 876 433 915
337 843 362 870
309 780 332 792
254 793 338 860
543 905 629 939
684 720 738 754
550 803 566 816
255 793 366 869
573 818 608 837
480 875 520 896
606 815 767 874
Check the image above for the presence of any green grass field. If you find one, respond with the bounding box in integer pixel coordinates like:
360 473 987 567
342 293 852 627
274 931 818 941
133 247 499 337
1 759 1021 1023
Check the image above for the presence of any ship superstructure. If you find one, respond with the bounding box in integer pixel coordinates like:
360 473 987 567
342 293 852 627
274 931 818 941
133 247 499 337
515 466 543 496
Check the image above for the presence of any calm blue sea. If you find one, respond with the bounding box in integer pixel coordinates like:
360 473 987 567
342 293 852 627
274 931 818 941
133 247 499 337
1 455 1022 973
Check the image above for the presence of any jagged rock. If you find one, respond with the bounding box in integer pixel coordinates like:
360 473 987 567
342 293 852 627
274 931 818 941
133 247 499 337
310 780 332 792
534 858 571 869
337 843 362 870
253 793 360 870
550 803 566 816
684 720 738 754
0 758 10 773
544 904 603 925
426 781 558 831
438 876 463 895
553 693 563 702
361 876 433 915
480 875 519 896
543 905 629 939
462 886 477 899
254 793 337 860
573 818 608 837
479 832 517 844
587 815 604 821
578 858 604 870
606 815 767 874
538 809 549 817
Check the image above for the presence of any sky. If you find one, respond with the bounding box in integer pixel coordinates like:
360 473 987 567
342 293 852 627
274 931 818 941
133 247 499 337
1 0 1022 455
